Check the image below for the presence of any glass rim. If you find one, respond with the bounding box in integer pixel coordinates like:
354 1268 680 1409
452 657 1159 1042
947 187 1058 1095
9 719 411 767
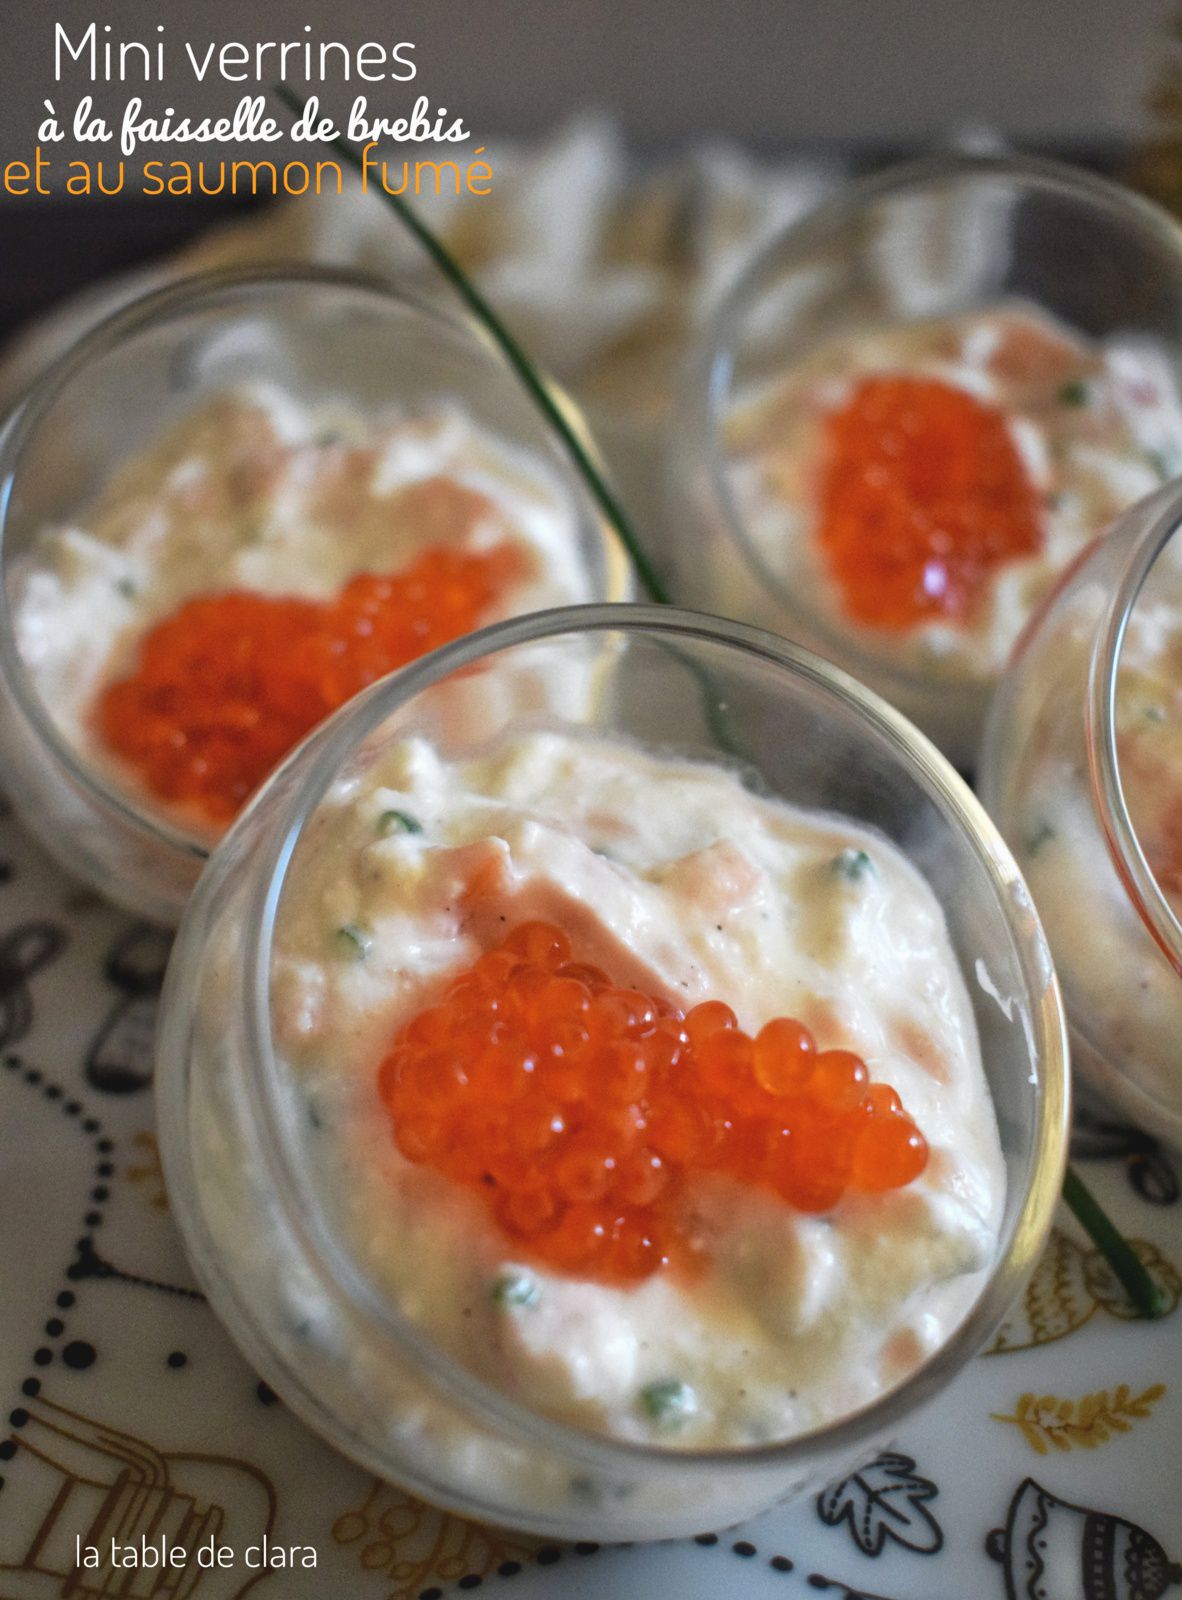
0 261 623 864
696 150 1182 701
230 599 1069 1479
1088 482 1182 977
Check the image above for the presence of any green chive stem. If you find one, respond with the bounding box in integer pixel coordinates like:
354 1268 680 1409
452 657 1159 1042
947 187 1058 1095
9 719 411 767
1062 1166 1163 1318
273 83 667 603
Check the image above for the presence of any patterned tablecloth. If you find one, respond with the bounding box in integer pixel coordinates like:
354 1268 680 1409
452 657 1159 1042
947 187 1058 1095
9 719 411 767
0 791 1180 1600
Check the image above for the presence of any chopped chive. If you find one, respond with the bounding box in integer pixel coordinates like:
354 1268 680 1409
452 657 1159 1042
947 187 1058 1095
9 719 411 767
115 576 137 598
1148 449 1176 483
491 1270 539 1307
335 923 372 960
1143 705 1167 724
832 848 874 882
1057 378 1089 407
1025 821 1056 855
378 808 423 836
307 1100 323 1130
640 1378 696 1426
317 430 343 447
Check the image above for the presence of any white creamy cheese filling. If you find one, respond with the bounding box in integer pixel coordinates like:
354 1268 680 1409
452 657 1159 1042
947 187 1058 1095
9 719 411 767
11 384 594 826
265 730 1004 1448
728 303 1182 685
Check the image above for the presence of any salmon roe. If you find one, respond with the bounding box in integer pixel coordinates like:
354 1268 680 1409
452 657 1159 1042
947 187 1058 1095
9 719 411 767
816 374 1042 630
377 921 929 1285
94 541 525 824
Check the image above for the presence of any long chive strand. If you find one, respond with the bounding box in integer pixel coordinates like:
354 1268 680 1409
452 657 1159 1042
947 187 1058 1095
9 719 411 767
1062 1165 1163 1318
272 84 667 602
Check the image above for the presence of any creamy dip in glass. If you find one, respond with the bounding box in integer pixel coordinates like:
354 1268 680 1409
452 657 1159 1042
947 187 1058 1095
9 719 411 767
13 384 594 837
729 304 1182 684
667 154 1182 765
266 728 1004 1448
0 269 621 920
157 605 1066 1538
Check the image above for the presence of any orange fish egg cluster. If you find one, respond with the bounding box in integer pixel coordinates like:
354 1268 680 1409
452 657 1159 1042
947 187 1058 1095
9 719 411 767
377 921 929 1285
816 374 1043 631
95 541 525 824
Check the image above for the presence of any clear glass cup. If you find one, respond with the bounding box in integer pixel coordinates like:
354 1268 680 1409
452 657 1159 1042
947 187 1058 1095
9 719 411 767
981 482 1182 1139
156 603 1067 1540
0 266 627 924
666 153 1182 767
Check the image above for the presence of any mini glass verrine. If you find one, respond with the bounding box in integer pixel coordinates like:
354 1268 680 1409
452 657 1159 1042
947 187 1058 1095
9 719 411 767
981 481 1182 1140
0 266 624 923
157 603 1067 1540
667 154 1182 767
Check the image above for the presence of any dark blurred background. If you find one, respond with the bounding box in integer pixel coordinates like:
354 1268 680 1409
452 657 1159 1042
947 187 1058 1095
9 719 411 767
1 0 1177 339
5 0 1169 149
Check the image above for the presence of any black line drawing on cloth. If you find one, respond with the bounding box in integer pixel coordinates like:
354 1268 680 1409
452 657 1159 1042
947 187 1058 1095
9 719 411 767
3 1055 198 1300
805 1574 925 1598
986 1476 1182 1599
816 1450 943 1556
1070 1100 1179 1207
0 923 66 1051
66 1236 204 1302
86 923 171 1094
3 1053 202 1308
0 1392 277 1598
